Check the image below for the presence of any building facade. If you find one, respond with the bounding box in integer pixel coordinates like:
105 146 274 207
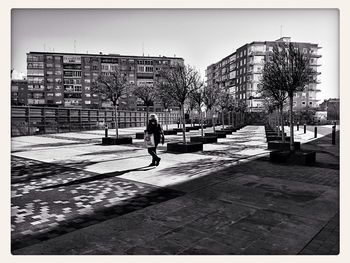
11 79 28 106
206 37 321 112
26 52 184 111
319 98 340 121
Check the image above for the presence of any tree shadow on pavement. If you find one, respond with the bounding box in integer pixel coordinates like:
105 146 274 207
40 166 155 190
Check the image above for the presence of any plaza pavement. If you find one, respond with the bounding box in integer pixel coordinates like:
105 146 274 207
10 124 339 255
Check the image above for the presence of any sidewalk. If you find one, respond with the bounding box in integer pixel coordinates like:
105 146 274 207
11 125 339 255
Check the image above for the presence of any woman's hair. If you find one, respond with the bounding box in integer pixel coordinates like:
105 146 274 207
149 113 158 122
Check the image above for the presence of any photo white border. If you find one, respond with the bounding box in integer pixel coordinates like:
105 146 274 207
1 0 349 262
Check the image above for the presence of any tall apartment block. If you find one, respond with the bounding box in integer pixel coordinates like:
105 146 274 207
26 52 184 110
206 37 321 112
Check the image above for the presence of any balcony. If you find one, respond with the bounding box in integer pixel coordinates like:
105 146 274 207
310 53 321 58
248 51 265 56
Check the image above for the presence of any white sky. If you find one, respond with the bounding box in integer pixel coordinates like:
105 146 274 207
11 9 339 102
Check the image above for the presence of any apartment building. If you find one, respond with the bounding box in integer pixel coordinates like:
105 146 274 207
206 37 321 112
11 79 28 106
26 52 184 110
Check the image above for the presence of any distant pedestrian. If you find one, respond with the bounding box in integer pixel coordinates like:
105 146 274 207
145 114 164 167
177 119 180 128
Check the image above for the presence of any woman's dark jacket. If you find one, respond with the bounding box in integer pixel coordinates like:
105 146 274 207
146 120 164 146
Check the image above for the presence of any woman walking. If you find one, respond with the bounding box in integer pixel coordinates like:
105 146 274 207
146 114 164 166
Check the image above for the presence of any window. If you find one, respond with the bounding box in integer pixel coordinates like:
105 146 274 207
47 85 53 90
85 79 91 83
85 100 91 104
309 102 313 105
85 93 91 97
145 66 153 72
303 48 308 54
85 86 90 91
47 93 54 97
302 101 306 105
27 69 44 76
55 92 62 97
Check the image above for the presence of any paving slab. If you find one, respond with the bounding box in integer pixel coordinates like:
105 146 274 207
11 125 339 255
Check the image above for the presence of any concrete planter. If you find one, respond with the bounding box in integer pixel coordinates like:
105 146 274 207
219 129 233 135
163 130 178 135
270 150 316 165
268 141 301 151
266 132 287 137
173 127 191 133
266 136 290 142
190 136 218 144
223 126 237 132
205 132 226 138
102 137 133 145
167 142 203 153
135 132 145 139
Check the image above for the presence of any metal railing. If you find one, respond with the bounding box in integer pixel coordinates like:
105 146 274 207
11 106 181 136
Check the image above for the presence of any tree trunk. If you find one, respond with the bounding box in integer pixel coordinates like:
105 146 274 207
289 95 295 151
276 110 280 136
181 104 186 144
165 108 168 131
227 111 230 126
212 109 216 132
200 110 204 137
280 106 285 143
146 106 149 126
222 110 225 129
114 104 119 138
233 112 236 127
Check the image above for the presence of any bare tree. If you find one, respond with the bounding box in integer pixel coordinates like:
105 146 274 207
265 42 316 151
155 80 175 131
217 89 234 129
132 84 157 125
259 59 289 142
203 84 220 132
189 84 205 137
158 64 202 144
233 100 247 127
91 69 130 138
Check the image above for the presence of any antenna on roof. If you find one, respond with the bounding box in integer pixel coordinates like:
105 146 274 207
142 42 144 56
